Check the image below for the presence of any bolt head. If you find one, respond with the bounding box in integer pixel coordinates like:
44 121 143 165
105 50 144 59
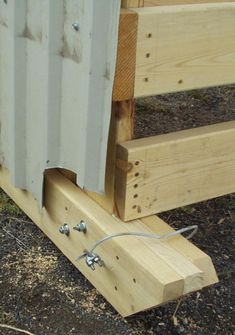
59 224 70 236
72 22 80 31
73 220 87 233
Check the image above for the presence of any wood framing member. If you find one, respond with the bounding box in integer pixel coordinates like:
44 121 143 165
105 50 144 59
61 100 135 215
112 10 138 101
121 0 235 8
0 167 217 316
116 121 235 221
85 100 135 214
114 3 235 100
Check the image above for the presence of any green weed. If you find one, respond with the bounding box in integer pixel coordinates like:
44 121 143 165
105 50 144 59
0 189 22 216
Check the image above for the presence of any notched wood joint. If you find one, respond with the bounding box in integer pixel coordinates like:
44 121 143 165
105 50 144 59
116 159 133 173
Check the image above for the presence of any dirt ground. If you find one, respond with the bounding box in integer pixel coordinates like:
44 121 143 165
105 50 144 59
0 85 235 335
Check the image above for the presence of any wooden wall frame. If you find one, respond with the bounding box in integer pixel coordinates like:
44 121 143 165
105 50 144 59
2 1 234 316
121 0 235 8
116 121 235 221
113 3 235 100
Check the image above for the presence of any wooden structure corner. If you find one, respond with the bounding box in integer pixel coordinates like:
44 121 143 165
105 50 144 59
1 0 234 316
0 167 218 317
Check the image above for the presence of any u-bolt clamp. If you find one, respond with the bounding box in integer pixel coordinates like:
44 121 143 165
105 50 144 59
85 253 104 271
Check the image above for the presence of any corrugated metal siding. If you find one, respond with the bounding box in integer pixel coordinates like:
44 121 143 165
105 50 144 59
0 0 120 204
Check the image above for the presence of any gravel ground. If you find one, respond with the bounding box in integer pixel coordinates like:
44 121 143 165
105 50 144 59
0 85 235 335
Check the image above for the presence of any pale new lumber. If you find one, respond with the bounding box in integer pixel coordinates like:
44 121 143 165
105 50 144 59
123 218 204 294
0 167 218 316
116 121 235 221
59 169 76 183
141 216 218 287
121 0 235 8
85 100 135 214
59 100 135 215
112 10 138 101
122 0 143 6
132 3 235 97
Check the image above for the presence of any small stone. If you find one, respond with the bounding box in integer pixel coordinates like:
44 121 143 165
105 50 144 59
183 318 188 325
179 326 185 333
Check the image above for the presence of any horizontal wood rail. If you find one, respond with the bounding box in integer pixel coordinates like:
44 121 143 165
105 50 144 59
0 167 217 316
122 0 235 8
116 121 235 221
113 3 235 100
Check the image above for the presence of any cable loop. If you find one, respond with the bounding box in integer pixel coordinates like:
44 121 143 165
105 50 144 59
77 225 198 269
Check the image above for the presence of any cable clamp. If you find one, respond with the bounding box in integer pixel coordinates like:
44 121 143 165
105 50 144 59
76 225 198 271
77 250 104 271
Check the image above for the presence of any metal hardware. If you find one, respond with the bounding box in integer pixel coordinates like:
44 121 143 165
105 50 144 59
77 225 198 270
73 220 87 233
85 253 104 271
77 250 104 271
72 22 80 31
59 224 70 236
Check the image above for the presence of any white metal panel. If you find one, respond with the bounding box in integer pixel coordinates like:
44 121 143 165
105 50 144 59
0 0 121 204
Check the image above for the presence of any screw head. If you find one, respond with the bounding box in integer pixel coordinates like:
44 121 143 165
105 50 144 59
59 224 70 236
72 22 80 31
73 220 87 233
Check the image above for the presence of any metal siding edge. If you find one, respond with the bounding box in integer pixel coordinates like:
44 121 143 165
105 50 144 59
0 0 121 205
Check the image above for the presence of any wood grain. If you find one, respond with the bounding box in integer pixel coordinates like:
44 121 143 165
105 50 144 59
132 3 235 97
0 166 218 316
122 0 235 8
122 0 144 7
112 10 138 101
116 121 235 220
85 100 135 214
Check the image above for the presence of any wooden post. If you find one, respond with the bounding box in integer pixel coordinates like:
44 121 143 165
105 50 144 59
86 100 135 215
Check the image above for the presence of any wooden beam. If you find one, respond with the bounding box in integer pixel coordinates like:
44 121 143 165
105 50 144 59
0 166 218 316
134 3 235 97
114 3 235 99
59 100 135 215
122 0 144 7
85 100 135 214
112 10 138 101
116 121 235 221
122 0 235 8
